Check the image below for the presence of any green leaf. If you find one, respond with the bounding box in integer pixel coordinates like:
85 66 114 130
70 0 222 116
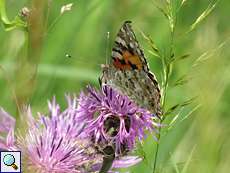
187 0 219 33
171 54 190 63
152 0 170 20
180 0 189 8
173 75 189 86
148 50 161 59
169 152 180 173
192 38 230 67
140 30 161 58
0 0 27 31
181 145 196 173
180 104 201 123
165 97 195 116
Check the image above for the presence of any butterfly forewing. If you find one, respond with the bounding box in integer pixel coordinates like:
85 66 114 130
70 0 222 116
101 21 162 116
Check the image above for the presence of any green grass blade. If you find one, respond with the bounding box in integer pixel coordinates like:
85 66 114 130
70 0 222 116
187 0 219 33
181 145 196 173
192 38 230 67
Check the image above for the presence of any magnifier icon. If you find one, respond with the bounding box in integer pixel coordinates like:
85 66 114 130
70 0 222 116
3 154 18 170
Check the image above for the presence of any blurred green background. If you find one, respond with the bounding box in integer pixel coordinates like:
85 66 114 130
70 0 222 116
0 0 230 172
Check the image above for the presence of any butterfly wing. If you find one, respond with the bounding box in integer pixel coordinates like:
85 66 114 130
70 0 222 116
100 21 161 116
111 21 149 71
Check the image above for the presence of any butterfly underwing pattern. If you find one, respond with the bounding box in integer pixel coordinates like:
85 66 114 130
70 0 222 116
100 21 162 116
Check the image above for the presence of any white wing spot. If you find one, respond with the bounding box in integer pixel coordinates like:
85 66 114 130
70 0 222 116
112 51 122 59
129 42 134 48
116 37 126 47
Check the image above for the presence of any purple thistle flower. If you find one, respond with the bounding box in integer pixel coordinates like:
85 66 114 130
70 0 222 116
0 96 142 173
77 85 160 156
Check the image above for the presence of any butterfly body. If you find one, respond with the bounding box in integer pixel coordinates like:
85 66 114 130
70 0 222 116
100 21 161 116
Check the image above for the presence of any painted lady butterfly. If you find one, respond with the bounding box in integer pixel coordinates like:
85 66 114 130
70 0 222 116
100 21 162 116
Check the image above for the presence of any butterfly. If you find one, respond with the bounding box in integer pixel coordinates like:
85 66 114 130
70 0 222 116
100 21 162 116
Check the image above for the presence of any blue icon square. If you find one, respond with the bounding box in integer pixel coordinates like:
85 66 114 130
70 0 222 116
0 151 21 173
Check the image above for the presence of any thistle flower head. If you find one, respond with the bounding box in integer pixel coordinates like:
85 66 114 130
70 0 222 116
0 95 142 172
21 98 99 172
0 97 100 173
77 85 160 156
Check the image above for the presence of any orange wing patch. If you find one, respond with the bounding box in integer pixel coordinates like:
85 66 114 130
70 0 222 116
113 50 143 70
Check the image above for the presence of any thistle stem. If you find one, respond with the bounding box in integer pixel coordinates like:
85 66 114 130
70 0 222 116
152 128 161 173
99 155 115 173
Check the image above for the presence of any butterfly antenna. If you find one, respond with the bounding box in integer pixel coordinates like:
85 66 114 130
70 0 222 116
105 31 110 65
65 54 102 68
